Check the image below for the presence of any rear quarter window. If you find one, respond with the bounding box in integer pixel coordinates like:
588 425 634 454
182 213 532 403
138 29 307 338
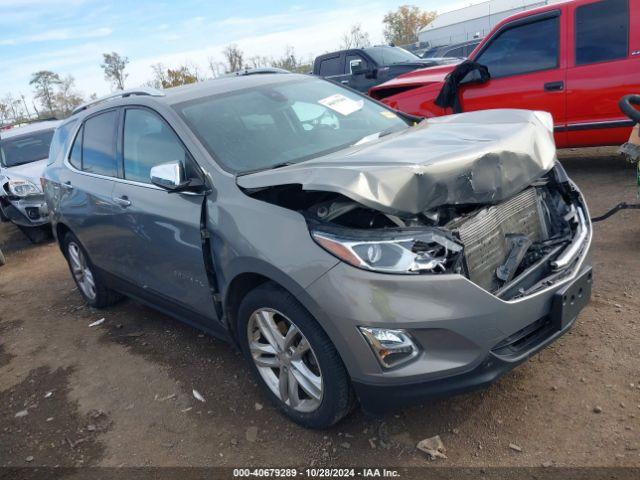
48 120 77 166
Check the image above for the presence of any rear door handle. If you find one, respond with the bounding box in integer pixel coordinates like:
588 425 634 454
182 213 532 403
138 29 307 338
544 81 564 92
113 196 131 208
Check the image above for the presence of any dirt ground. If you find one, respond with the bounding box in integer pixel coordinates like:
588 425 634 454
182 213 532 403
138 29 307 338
0 147 639 470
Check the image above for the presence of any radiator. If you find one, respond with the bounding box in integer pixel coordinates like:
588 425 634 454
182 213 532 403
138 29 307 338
448 188 544 292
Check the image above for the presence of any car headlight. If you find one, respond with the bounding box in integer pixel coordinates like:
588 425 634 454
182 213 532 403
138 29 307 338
310 227 463 274
359 327 419 368
7 179 40 197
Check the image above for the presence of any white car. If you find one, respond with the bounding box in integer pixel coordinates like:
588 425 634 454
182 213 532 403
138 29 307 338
0 120 60 242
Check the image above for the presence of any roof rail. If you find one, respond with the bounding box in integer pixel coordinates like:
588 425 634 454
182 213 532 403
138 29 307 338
72 87 165 115
224 67 291 77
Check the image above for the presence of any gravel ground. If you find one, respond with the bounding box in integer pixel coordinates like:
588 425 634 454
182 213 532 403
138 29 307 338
0 147 639 469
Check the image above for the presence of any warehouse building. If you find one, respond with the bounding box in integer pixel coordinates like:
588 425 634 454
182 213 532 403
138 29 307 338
418 0 555 48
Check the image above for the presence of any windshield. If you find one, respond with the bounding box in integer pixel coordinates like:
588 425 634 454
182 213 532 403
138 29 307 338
364 46 420 65
0 130 55 168
175 77 408 174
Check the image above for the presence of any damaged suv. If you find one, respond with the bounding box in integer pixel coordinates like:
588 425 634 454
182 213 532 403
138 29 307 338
1 120 60 242
43 73 592 428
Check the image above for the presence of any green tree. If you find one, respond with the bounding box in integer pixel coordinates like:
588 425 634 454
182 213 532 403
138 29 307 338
29 70 61 114
383 5 436 45
101 52 129 90
53 75 84 116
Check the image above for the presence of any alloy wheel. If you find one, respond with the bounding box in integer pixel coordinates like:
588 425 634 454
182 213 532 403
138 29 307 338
67 242 97 301
247 308 323 412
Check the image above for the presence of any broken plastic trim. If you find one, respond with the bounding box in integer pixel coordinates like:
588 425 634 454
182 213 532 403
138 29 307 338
550 207 588 271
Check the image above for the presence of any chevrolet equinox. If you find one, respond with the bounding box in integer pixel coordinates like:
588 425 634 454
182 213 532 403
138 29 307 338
44 72 593 428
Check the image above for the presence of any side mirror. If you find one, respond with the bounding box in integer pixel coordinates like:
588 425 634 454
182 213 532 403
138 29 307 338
350 59 366 75
150 161 191 191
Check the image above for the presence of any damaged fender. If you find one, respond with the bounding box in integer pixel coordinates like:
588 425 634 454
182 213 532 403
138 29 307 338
237 109 557 216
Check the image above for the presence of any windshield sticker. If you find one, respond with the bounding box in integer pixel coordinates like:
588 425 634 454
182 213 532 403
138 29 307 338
380 111 398 119
318 94 364 116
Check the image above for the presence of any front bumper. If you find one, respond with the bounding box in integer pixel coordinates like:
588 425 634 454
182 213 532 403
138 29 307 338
352 265 592 413
305 209 593 413
0 195 49 227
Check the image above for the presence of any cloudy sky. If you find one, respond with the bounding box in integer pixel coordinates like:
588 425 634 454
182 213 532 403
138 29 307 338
0 0 475 107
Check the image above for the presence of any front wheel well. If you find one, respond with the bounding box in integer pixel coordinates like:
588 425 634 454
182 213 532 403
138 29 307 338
224 273 271 342
55 223 72 252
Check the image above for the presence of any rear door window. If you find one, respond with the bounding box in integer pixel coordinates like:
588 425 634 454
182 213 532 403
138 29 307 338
319 56 342 76
475 16 560 78
575 0 628 65
81 110 118 177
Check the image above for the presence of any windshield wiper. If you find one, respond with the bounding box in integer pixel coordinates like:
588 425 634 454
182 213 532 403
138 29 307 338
237 162 295 176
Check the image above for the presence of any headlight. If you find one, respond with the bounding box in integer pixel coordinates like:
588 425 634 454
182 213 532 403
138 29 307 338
311 227 463 274
359 327 419 368
7 179 40 197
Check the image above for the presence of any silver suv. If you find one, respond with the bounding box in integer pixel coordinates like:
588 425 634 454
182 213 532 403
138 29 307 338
1 120 60 242
44 73 592 428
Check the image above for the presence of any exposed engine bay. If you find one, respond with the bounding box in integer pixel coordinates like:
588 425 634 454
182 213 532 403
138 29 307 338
245 164 588 301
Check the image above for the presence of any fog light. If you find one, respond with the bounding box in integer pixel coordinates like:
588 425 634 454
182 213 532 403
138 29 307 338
359 327 419 369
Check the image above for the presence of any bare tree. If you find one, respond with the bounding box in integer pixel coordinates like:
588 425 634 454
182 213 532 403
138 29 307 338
0 100 11 126
271 46 311 73
101 52 129 90
223 44 245 73
29 70 61 114
383 5 436 45
246 55 272 69
53 75 84 116
340 24 371 50
147 63 168 89
207 57 226 78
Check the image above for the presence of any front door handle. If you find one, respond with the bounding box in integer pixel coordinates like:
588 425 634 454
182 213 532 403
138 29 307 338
61 181 73 191
340 80 349 84
544 81 564 92
113 196 131 208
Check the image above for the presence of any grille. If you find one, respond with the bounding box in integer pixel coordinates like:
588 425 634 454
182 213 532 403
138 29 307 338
448 188 544 292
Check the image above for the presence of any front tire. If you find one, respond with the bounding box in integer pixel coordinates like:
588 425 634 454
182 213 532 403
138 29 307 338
237 282 355 428
62 232 121 308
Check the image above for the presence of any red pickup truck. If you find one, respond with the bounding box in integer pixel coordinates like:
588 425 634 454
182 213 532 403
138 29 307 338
370 0 639 149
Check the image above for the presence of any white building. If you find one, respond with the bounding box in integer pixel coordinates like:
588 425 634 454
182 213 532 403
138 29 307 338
418 0 554 48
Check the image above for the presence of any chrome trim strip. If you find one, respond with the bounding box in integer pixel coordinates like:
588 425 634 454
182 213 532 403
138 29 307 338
550 207 588 270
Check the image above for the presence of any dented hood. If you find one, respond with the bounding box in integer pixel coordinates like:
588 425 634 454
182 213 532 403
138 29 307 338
236 109 558 216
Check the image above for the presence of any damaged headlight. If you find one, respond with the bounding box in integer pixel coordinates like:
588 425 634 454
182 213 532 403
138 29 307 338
7 179 40 197
311 227 463 274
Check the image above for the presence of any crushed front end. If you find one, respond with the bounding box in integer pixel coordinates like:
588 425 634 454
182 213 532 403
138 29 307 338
300 166 592 412
239 109 592 412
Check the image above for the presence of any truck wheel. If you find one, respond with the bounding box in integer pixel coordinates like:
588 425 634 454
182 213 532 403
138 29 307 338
62 232 122 308
237 282 355 429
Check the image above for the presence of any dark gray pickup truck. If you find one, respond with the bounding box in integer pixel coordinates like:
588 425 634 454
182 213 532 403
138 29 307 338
313 45 459 93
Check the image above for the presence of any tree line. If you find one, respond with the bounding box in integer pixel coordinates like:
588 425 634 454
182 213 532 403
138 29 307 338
0 5 435 126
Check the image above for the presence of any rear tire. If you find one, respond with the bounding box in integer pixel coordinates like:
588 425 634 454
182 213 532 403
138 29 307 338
62 232 122 308
237 282 355 428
